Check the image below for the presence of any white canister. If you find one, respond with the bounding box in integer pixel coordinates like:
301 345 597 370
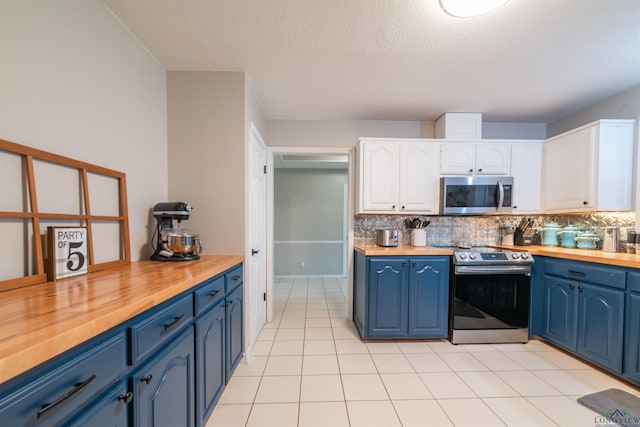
411 229 427 247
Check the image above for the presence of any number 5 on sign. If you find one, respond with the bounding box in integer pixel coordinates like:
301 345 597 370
47 227 88 281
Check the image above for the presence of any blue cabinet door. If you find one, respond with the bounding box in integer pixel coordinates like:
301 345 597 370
577 283 624 372
408 257 449 338
368 258 408 337
225 285 243 381
624 291 640 384
196 301 226 425
543 275 577 350
134 327 195 427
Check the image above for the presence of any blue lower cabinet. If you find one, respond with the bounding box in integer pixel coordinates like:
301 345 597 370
624 291 640 384
354 254 449 339
133 327 195 427
543 269 624 373
67 381 129 427
225 285 244 381
408 257 449 337
368 258 408 337
577 283 624 372
196 301 226 425
543 275 578 350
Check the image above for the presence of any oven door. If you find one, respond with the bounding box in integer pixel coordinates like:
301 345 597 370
450 270 530 344
440 176 513 215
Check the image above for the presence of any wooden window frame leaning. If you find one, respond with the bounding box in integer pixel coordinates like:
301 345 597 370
0 139 131 291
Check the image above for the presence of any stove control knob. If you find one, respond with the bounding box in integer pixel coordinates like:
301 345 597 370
469 253 477 260
459 253 467 260
512 253 520 259
521 253 529 260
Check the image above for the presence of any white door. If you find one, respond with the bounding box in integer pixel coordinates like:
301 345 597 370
440 143 475 175
248 124 267 350
475 143 511 175
511 142 543 214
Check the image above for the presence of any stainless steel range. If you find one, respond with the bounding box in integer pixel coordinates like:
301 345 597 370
449 247 534 344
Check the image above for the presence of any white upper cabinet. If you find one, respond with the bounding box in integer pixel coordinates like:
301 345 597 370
543 120 635 213
510 141 543 214
435 113 482 140
357 139 440 215
440 143 511 175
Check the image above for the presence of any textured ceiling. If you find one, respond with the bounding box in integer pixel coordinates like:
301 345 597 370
104 0 640 122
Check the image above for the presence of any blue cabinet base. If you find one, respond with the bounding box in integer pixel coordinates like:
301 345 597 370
354 252 449 339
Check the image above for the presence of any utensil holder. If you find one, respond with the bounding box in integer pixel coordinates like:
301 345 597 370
411 229 427 247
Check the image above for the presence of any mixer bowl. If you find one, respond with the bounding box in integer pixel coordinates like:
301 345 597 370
163 230 203 254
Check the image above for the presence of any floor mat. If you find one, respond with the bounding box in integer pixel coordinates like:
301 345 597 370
578 388 640 426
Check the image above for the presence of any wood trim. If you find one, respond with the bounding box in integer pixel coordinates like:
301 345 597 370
0 139 131 291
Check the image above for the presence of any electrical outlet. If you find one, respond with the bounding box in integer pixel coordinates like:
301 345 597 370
298 261 304 270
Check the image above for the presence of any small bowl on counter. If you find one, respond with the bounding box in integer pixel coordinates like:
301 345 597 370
575 232 600 250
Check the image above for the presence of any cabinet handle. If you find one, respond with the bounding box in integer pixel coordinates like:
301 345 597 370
401 205 405 210
163 314 185 331
569 283 575 289
583 201 589 205
118 392 133 404
37 374 96 418
477 168 483 172
568 270 586 277
412 261 416 267
208 290 221 298
578 285 584 292
468 169 473 173
232 275 240 281
513 205 518 209
392 205 396 209
226 300 234 307
141 374 153 384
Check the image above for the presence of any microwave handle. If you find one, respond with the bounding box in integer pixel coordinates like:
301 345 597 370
497 181 504 211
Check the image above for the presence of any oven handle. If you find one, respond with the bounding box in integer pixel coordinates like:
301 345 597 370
497 180 504 212
454 265 532 275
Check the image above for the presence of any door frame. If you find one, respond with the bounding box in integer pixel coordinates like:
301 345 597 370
266 146 355 322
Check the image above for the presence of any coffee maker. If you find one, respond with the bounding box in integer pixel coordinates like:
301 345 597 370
151 202 202 261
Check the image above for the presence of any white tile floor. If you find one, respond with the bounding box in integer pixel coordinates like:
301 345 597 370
207 277 640 427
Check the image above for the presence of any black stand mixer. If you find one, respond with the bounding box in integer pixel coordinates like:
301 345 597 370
150 202 203 262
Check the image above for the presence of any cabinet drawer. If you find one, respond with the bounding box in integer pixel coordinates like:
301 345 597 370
545 259 625 290
628 271 640 293
225 266 243 292
194 276 225 316
0 333 126 427
129 294 193 364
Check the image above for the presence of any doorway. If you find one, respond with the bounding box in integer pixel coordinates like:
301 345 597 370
266 147 355 323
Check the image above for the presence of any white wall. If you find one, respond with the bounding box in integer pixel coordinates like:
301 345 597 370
0 0 167 264
274 168 348 276
266 120 421 148
167 71 246 255
482 122 547 139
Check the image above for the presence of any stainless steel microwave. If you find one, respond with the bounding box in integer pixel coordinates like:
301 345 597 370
440 176 514 215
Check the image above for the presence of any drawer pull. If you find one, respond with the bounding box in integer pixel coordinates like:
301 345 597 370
163 315 185 331
208 290 221 298
568 270 586 277
118 392 133 404
569 283 575 289
37 374 96 418
141 374 153 384
578 285 584 292
232 275 240 281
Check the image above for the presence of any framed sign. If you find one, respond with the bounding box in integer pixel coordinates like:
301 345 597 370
47 227 88 281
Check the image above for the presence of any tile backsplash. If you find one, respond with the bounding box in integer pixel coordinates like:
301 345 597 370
354 212 636 250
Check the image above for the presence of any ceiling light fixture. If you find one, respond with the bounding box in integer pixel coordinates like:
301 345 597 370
440 0 510 17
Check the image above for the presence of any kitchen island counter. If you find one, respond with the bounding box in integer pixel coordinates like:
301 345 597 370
0 254 243 385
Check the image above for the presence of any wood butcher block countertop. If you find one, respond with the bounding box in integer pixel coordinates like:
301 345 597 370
355 243 640 269
0 255 243 386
